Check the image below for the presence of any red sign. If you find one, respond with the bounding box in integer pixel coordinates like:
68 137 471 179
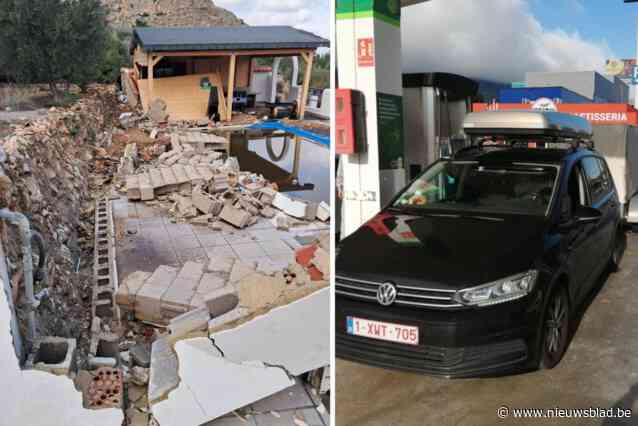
357 38 375 67
473 103 638 125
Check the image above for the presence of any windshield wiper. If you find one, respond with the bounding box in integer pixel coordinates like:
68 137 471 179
460 214 504 222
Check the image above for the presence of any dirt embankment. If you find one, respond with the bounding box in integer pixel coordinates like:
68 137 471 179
0 86 124 356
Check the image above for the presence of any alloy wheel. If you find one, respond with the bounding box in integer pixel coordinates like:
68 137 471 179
541 288 569 369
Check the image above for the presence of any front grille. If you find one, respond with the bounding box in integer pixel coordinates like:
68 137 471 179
336 333 528 375
335 276 463 309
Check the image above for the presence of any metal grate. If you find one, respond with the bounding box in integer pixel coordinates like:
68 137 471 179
335 276 463 308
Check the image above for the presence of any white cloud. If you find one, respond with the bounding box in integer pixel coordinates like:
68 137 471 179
214 0 329 40
401 0 614 82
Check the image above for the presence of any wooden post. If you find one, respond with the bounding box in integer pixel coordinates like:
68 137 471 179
226 54 236 122
299 51 314 119
148 53 155 105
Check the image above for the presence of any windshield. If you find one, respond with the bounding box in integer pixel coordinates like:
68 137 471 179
392 161 558 216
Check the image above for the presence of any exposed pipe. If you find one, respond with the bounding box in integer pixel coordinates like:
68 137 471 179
0 208 37 346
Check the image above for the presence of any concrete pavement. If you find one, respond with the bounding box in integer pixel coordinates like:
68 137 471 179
335 233 638 426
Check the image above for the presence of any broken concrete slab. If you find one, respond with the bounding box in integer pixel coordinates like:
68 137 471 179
152 341 294 426
167 306 210 340
129 343 151 368
204 284 239 317
0 282 123 424
219 204 251 228
207 307 251 330
151 289 329 425
148 336 179 403
272 192 318 220
212 288 329 375
316 201 330 222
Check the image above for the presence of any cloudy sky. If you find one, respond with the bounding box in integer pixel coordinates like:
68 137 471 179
402 0 638 82
214 0 330 40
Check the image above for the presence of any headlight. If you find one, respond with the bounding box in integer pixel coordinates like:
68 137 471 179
453 270 538 307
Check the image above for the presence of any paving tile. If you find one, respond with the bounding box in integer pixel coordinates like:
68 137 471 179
258 240 293 256
205 245 238 259
203 415 258 426
282 237 303 250
224 232 256 245
250 229 286 242
143 230 172 245
166 223 195 237
148 249 180 267
231 242 267 260
267 254 294 267
176 247 208 264
253 411 298 426
251 218 276 230
191 224 220 235
294 408 325 426
251 382 315 412
139 216 165 226
111 199 130 219
171 234 202 251
136 203 161 219
197 233 228 248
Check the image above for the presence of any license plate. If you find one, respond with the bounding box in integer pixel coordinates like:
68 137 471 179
346 316 419 346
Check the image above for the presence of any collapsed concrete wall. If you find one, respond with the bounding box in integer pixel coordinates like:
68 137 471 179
0 258 123 425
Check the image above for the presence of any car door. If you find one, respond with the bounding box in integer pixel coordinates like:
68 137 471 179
563 160 599 304
581 157 617 274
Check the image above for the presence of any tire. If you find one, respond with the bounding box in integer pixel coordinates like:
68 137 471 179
540 286 570 369
609 231 626 272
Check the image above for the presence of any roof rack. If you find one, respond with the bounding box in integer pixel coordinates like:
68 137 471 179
451 137 595 159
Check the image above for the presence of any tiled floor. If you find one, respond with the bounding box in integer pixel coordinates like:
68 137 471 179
203 379 330 426
111 197 330 425
112 197 329 280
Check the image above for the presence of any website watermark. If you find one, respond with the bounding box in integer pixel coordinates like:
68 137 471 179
497 405 632 419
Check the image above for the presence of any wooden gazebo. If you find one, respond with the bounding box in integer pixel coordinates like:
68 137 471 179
128 26 329 121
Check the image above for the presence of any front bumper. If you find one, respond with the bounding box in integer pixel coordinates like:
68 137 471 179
336 295 543 378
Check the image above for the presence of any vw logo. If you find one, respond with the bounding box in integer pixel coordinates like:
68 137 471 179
377 282 397 306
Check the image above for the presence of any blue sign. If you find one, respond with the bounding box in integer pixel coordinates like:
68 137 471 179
633 65 638 85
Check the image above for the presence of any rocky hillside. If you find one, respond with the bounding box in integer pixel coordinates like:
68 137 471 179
102 0 244 28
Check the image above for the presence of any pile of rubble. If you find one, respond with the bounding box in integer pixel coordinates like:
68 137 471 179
115 231 329 328
123 132 330 230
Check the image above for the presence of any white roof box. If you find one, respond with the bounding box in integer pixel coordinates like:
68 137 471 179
463 110 593 139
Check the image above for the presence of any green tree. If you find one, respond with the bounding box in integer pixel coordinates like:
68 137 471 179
0 0 110 101
97 30 131 84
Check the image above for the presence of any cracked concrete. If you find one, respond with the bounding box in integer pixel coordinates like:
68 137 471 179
151 288 329 425
0 261 123 425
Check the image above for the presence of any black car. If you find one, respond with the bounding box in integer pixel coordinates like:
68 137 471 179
335 142 625 377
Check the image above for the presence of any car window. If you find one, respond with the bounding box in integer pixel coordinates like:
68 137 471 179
581 157 608 204
597 158 613 194
567 164 588 209
392 161 558 216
